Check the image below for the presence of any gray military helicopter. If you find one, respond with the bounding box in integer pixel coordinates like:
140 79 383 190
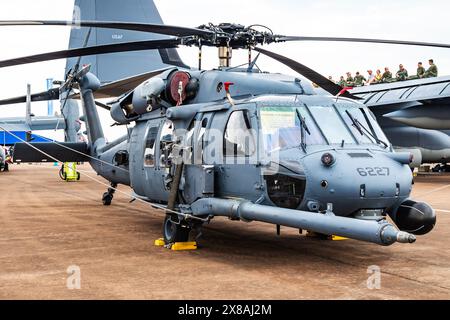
0 21 441 246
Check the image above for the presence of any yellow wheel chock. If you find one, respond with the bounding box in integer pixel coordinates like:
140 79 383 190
154 238 197 250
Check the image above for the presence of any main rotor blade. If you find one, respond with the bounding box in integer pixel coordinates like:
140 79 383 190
0 20 213 37
0 38 181 68
0 88 60 106
254 47 357 99
278 36 450 49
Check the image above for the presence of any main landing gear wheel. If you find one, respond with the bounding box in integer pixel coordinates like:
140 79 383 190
102 183 117 206
102 192 113 206
163 215 191 244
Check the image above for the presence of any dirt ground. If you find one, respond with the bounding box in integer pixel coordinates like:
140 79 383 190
0 163 449 299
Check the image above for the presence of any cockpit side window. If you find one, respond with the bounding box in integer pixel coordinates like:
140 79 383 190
144 125 159 167
223 110 256 157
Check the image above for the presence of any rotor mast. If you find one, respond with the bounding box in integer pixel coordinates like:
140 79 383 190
218 46 232 67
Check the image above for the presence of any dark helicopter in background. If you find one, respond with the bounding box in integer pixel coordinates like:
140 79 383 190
0 18 442 247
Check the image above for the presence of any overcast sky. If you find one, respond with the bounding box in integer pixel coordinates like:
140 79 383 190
1 0 449 140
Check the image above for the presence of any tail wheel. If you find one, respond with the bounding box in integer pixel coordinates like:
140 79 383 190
163 215 190 244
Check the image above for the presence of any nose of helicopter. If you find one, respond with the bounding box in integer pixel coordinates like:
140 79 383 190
301 149 413 217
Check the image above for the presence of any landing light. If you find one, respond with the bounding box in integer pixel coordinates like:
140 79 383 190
321 153 335 166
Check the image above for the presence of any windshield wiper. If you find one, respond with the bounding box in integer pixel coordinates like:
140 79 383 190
296 109 310 152
345 110 388 148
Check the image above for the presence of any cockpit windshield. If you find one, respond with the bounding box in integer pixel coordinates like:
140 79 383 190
259 104 390 152
308 106 355 144
260 106 325 153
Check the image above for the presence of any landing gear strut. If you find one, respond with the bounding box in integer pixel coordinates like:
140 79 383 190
102 182 117 206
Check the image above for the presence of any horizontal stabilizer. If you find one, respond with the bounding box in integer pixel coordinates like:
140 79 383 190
13 142 89 163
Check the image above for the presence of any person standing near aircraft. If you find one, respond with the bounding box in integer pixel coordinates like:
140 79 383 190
423 59 438 78
354 72 366 86
396 64 409 81
338 75 346 87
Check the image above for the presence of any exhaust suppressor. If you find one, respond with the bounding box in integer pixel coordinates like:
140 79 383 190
191 198 416 246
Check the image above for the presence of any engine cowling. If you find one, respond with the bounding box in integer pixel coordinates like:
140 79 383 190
109 70 199 125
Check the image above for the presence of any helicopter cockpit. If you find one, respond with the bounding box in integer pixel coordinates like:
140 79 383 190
260 103 390 154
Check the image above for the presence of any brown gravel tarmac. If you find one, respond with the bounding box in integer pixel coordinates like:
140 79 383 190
0 164 449 299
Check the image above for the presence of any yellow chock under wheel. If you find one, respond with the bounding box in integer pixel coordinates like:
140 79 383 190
154 238 197 250
306 231 348 241
331 235 348 241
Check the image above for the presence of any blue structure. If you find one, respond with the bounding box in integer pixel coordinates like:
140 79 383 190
1 131 51 146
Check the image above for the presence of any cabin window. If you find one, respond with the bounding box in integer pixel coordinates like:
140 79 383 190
223 110 256 157
144 126 159 167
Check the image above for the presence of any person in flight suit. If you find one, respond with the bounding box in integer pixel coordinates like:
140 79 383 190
346 72 354 86
423 59 438 78
382 67 393 82
396 64 409 81
417 62 426 78
353 72 367 86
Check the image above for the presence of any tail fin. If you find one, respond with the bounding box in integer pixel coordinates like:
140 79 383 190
66 0 188 84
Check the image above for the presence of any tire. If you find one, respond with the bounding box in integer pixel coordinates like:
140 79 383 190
77 172 81 181
102 192 113 206
163 215 190 244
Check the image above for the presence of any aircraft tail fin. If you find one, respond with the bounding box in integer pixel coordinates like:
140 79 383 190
66 0 188 84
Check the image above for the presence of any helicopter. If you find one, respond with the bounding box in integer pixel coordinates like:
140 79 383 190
0 20 441 247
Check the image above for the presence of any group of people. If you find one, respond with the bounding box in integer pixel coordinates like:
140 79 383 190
333 59 439 88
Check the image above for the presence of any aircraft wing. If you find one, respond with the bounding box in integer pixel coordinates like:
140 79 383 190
350 76 450 107
350 76 450 130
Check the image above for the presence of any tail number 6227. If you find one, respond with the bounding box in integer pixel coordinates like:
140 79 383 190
357 167 390 176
